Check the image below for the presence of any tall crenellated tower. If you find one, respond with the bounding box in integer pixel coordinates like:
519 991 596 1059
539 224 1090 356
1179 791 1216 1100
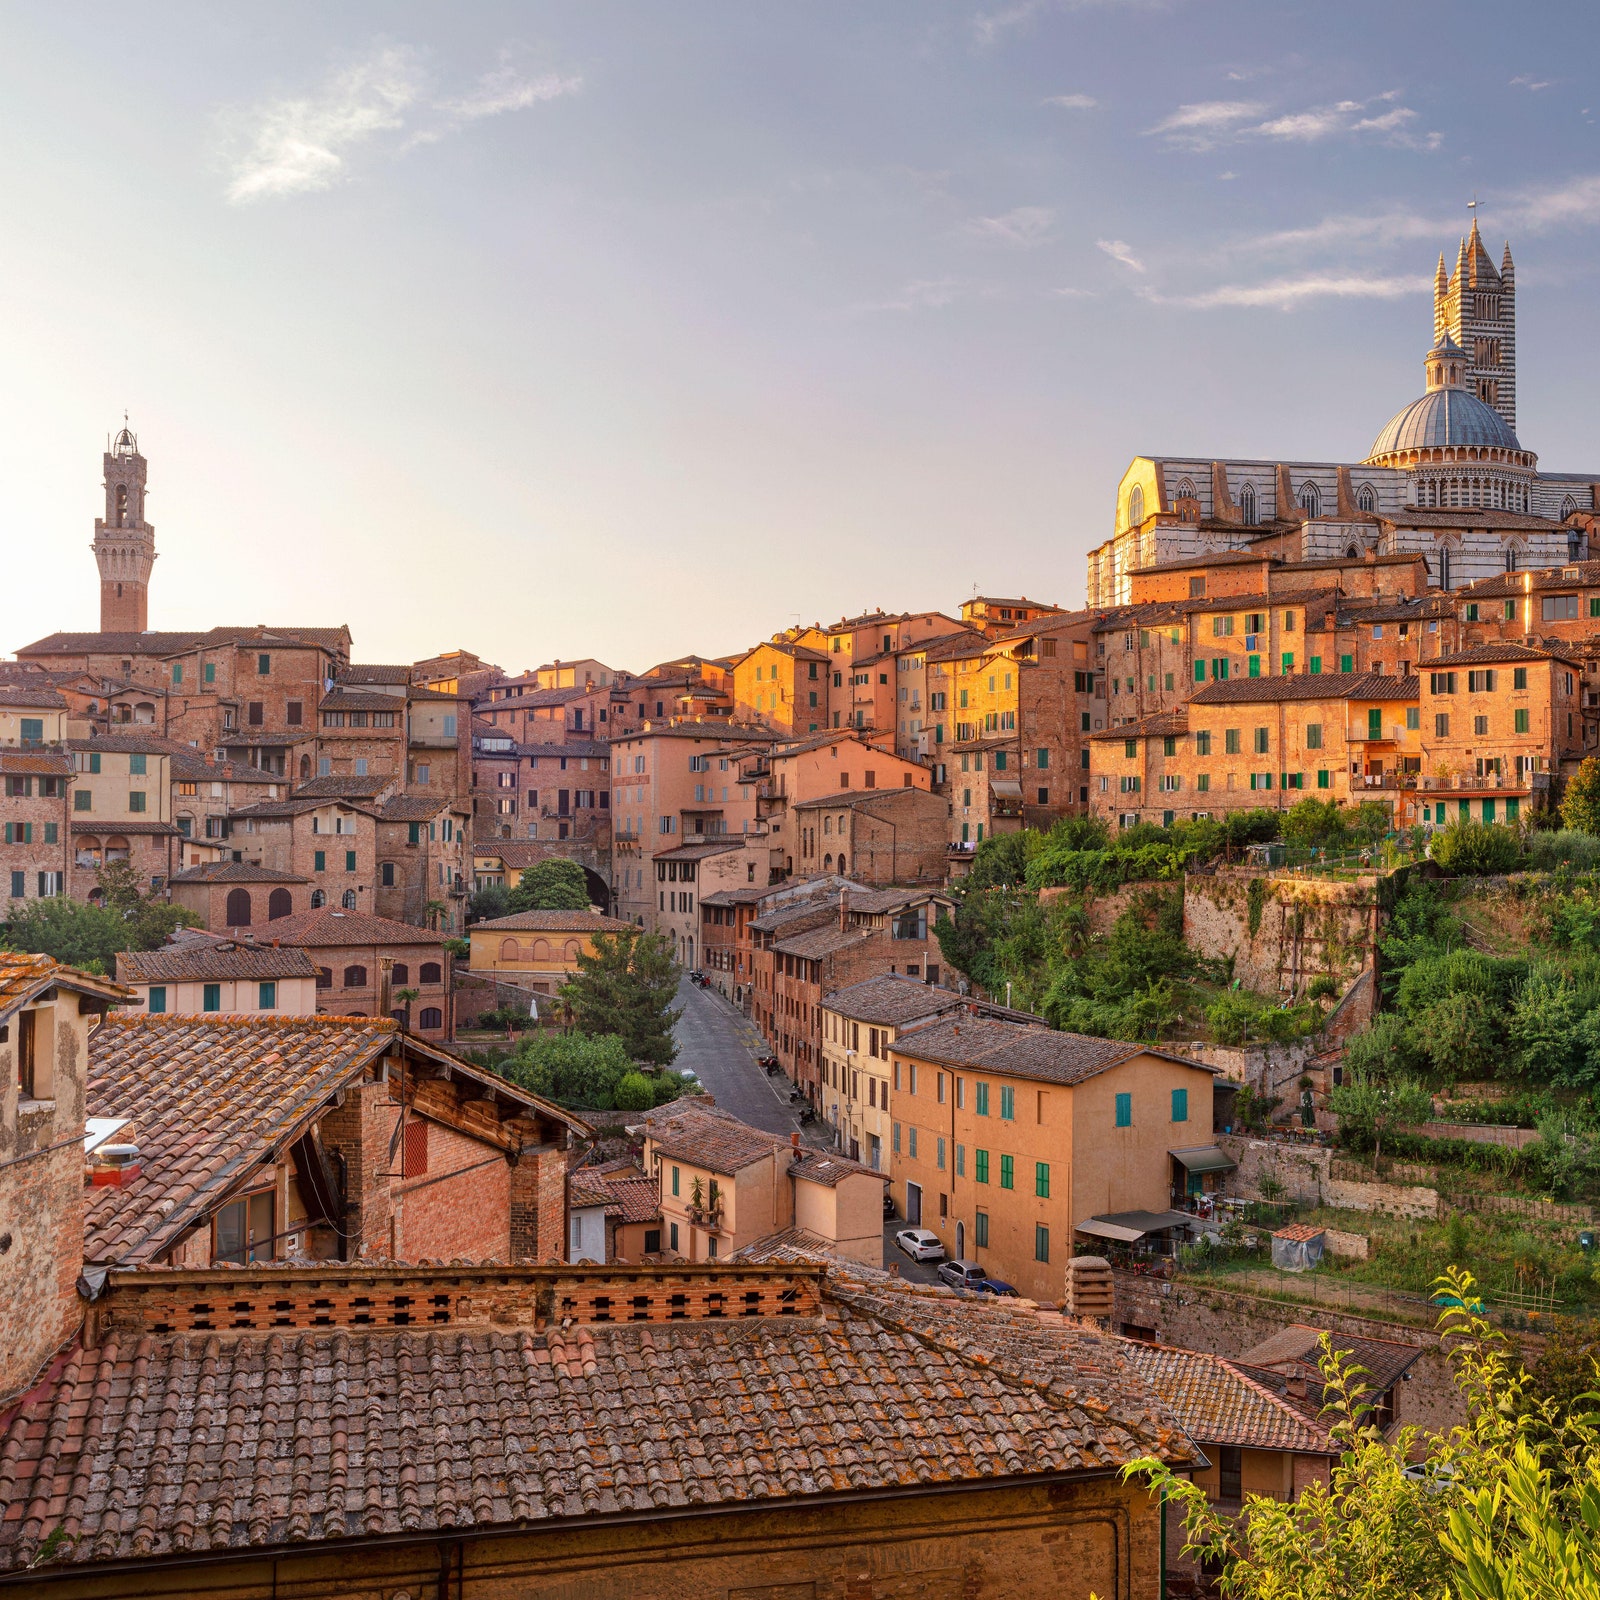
1434 219 1516 433
92 423 156 633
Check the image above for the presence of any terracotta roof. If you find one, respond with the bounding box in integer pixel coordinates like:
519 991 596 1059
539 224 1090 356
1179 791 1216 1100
1427 642 1581 668
69 820 180 836
83 1014 400 1264
834 886 952 914
0 683 67 709
642 1101 793 1176
821 974 961 1026
291 775 393 799
748 901 839 936
18 625 352 657
1238 1324 1425 1394
652 841 744 862
0 750 73 775
339 664 412 685
567 1166 661 1224
613 722 781 743
1382 506 1556 531
246 907 446 947
890 1016 1212 1086
379 794 458 821
472 911 630 933
1091 710 1190 742
318 688 405 712
1188 671 1417 706
168 861 309 884
790 786 934 811
788 1148 886 1188
1273 1222 1328 1243
1122 1345 1334 1454
115 943 321 984
0 1258 1199 1574
0 952 129 1022
773 925 867 960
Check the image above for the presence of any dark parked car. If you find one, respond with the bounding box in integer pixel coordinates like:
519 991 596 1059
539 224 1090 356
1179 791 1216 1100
979 1278 1019 1298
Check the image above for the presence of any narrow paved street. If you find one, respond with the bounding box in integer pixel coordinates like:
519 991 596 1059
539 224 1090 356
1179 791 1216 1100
671 976 828 1143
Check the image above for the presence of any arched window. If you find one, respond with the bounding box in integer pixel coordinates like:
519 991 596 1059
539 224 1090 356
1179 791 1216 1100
1440 547 1452 589
268 887 292 919
419 1007 443 1030
838 855 848 873
310 889 326 908
1357 483 1376 513
1562 495 1580 521
1174 478 1196 499
500 938 521 960
1345 545 1360 559
1298 481 1320 517
564 941 581 961
823 853 833 870
391 962 409 985
299 755 311 780
116 485 128 527
315 966 332 989
225 887 252 927
341 889 357 909
1126 484 1144 528
420 962 442 984
343 965 368 988
1505 547 1517 573
1239 483 1258 524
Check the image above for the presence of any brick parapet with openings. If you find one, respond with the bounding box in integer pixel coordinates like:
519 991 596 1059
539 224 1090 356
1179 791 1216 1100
87 1260 827 1340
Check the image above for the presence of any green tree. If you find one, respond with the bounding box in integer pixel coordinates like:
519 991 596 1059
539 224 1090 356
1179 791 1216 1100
1282 797 1349 850
1119 1273 1600 1600
562 926 682 1065
3 897 128 973
1329 1068 1433 1169
962 829 1035 891
1562 756 1600 835
467 882 511 923
94 860 202 949
497 1030 679 1110
508 858 591 912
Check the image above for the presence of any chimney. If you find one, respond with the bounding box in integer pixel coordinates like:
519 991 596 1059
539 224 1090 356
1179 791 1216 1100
379 956 394 1022
1286 1370 1308 1400
790 1131 800 1151
839 887 850 932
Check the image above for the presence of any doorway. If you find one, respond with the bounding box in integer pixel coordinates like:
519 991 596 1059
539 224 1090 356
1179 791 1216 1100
955 1220 965 1259
906 1182 922 1226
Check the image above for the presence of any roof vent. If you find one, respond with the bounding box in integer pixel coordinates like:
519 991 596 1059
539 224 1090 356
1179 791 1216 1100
89 1143 141 1187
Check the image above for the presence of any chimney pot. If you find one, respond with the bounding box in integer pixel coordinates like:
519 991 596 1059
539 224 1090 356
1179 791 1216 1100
790 1131 800 1150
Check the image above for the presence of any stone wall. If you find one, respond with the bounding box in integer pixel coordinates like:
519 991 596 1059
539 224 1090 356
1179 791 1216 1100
1112 1272 1464 1432
1323 1227 1370 1260
1184 869 1374 997
1219 1133 1440 1219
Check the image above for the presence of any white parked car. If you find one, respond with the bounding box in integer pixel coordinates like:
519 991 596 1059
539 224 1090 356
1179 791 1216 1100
895 1227 946 1263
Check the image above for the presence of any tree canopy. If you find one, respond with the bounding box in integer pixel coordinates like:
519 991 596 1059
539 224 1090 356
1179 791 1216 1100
495 1031 683 1111
562 926 682 1065
3 861 201 975
508 858 592 912
1562 756 1600 836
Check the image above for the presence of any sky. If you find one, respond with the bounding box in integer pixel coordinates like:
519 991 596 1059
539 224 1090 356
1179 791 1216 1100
3 1 1600 675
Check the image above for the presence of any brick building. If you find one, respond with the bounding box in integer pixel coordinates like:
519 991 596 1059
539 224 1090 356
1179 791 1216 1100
1090 673 1422 827
790 784 949 884
0 1252 1201 1597
0 953 126 1404
167 859 311 930
227 792 380 913
1 748 71 906
245 905 453 1039
465 908 633 1009
698 872 855 1004
66 738 181 898
730 636 831 735
651 838 770 968
84 1012 582 1268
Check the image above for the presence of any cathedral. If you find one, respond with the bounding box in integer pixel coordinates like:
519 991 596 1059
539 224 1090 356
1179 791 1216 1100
1086 222 1600 606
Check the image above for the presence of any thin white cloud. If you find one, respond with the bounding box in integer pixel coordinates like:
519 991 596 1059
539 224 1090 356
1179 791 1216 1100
1096 237 1145 272
1151 272 1433 310
223 48 422 203
1506 174 1600 232
849 277 965 314
972 0 1049 43
222 46 579 204
965 205 1056 246
1045 92 1098 109
1511 74 1554 90
1146 100 1266 150
1151 92 1439 153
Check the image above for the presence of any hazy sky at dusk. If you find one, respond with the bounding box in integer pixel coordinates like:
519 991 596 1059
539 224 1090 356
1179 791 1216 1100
4 1 1600 673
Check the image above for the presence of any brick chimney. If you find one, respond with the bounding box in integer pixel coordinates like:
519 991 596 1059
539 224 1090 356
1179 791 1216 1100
839 887 850 932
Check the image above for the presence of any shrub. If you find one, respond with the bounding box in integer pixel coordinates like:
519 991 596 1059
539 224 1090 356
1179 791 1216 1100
1525 829 1600 874
1429 819 1521 875
1560 754 1600 834
1206 990 1257 1045
613 1071 657 1112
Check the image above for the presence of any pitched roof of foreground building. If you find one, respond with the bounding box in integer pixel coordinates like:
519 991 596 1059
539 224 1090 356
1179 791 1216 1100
238 906 444 946
889 1015 1213 1085
114 942 320 984
0 1257 1200 1573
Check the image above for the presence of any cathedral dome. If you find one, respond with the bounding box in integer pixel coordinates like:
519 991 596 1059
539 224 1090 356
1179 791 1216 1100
1368 385 1522 459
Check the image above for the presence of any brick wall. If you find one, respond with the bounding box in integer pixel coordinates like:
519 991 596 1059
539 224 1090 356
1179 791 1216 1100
0 993 91 1403
510 1143 568 1262
395 1117 511 1261
317 1078 397 1259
